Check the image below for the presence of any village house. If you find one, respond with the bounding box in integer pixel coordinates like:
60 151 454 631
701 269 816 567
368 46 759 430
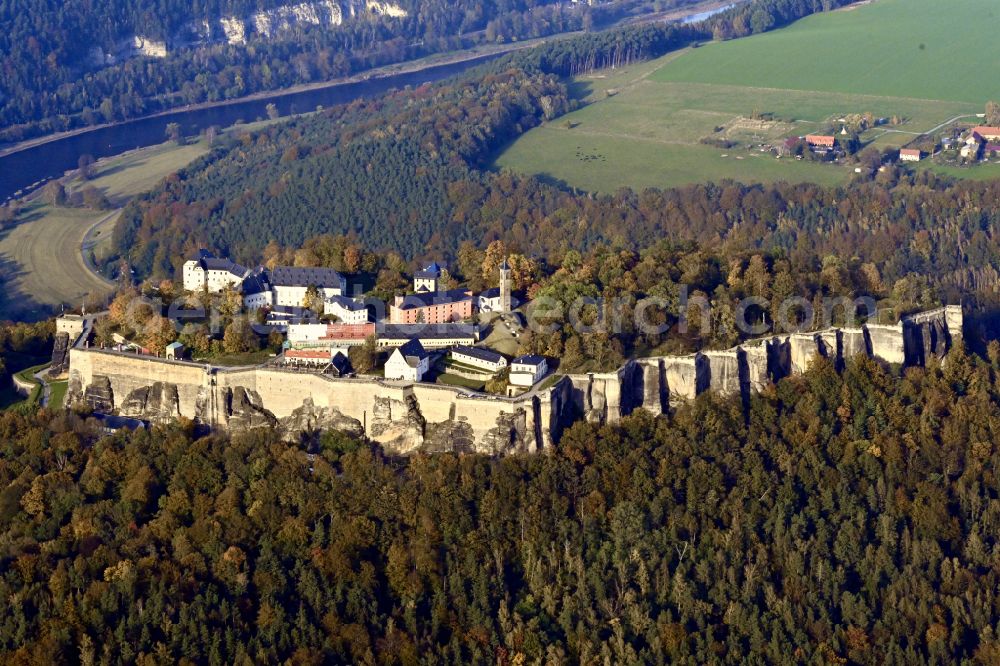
961 135 981 159
805 134 836 152
509 355 549 392
183 250 249 293
970 126 1000 142
390 289 475 324
324 295 370 324
451 346 507 373
899 148 921 162
384 339 430 382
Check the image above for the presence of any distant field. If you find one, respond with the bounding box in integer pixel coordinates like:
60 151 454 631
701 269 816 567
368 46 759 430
655 0 1000 103
495 0 995 192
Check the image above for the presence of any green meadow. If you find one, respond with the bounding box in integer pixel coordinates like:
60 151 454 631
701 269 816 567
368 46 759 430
495 0 997 192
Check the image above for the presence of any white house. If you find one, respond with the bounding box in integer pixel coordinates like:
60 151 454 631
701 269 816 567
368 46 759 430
325 295 370 324
182 250 249 293
451 346 507 373
413 262 442 293
509 354 548 388
384 339 430 382
899 148 921 162
270 266 346 307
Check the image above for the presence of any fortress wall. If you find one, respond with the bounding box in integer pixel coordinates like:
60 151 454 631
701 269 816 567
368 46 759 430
66 304 963 454
789 333 820 374
69 349 207 416
663 354 705 402
945 305 964 344
743 344 769 391
841 328 867 362
637 358 666 414
704 350 742 396
865 323 905 365
818 330 840 366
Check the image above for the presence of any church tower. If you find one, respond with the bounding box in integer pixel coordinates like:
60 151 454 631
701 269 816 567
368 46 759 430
499 258 511 313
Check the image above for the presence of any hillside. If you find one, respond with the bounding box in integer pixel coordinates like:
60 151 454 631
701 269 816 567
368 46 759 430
0 0 617 143
4 351 1000 662
495 0 1000 191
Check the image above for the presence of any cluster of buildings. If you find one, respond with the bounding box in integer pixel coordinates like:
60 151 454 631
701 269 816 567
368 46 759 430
958 126 1000 160
181 250 549 393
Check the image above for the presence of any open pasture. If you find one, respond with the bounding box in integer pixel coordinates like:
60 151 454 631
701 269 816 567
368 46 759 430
495 0 993 192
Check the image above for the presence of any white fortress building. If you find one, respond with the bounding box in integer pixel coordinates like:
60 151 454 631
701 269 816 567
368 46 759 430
269 266 346 306
182 250 250 293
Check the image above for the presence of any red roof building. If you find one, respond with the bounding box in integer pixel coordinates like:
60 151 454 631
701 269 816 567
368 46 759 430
805 134 836 148
971 126 1000 141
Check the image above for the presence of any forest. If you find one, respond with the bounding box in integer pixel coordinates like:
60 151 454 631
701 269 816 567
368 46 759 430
2 345 1000 663
0 0 851 143
0 0 696 143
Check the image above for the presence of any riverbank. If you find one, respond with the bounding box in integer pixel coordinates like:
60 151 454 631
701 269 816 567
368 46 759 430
0 37 551 161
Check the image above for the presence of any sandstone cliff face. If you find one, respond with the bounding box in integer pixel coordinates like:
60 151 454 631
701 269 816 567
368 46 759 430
479 410 529 455
224 387 279 432
279 398 364 441
371 394 425 455
83 375 114 412
120 382 180 424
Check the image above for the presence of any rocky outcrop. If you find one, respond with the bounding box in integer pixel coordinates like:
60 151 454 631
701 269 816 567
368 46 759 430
49 332 70 378
479 410 529 455
423 420 476 453
280 398 364 441
84 375 114 412
119 382 181 424
371 394 425 454
224 387 278 432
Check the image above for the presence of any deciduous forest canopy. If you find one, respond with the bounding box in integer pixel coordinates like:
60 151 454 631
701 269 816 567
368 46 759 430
3 349 1000 663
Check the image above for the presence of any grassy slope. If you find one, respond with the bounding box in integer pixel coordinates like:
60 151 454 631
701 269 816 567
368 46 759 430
495 0 995 192
0 141 209 321
654 0 1000 103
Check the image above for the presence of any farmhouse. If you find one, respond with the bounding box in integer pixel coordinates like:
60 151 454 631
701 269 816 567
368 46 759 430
384 339 430 382
270 266 346 307
805 134 836 151
390 289 474 324
451 346 507 373
971 126 1000 142
899 148 921 162
182 250 249 293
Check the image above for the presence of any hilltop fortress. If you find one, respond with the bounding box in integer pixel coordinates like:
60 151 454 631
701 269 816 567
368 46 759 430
65 305 963 454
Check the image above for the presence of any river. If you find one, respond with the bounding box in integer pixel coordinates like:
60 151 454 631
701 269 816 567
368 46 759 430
0 53 501 204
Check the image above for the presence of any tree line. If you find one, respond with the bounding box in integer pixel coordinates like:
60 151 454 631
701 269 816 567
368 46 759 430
2 343 1000 662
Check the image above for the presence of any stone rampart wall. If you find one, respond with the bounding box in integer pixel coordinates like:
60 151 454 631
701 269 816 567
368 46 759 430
66 306 963 453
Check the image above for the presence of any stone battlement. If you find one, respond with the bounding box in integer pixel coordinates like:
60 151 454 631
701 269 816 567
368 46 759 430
65 305 963 454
